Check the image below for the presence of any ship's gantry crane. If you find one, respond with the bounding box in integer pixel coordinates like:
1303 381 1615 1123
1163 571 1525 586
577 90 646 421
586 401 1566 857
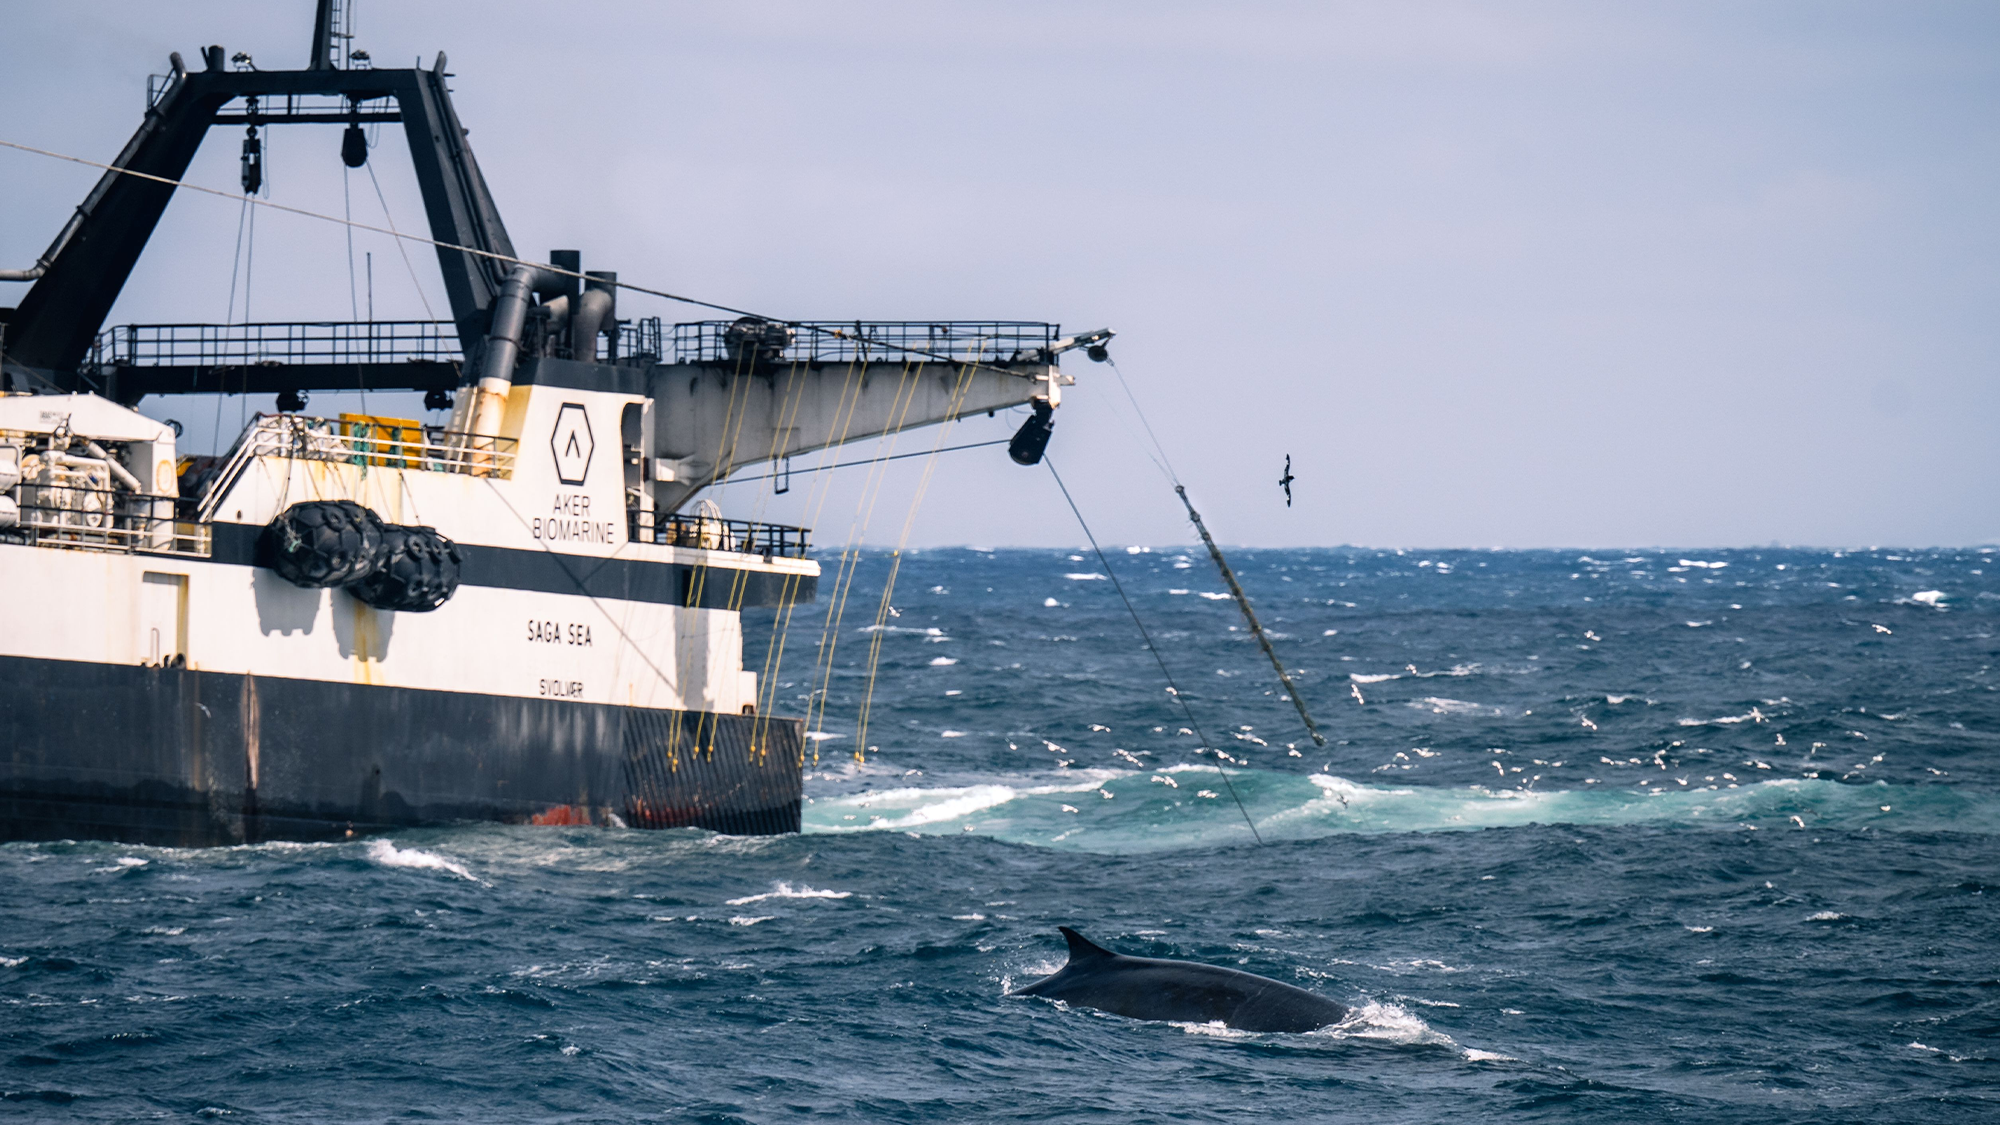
0 0 1089 518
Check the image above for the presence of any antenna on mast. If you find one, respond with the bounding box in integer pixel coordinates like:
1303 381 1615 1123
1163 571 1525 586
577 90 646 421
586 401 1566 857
308 0 353 71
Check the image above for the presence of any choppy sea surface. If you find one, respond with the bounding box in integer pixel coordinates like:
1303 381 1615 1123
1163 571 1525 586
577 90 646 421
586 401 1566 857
5 547 1998 1122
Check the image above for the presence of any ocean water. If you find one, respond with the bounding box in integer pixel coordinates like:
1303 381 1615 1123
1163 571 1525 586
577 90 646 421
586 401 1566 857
5 547 1997 1122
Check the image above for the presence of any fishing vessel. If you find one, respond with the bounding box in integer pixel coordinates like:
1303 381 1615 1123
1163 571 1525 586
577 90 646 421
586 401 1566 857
0 3 1093 845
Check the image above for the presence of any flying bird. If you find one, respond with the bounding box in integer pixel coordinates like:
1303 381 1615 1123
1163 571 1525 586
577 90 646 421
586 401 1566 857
1278 455 1295 507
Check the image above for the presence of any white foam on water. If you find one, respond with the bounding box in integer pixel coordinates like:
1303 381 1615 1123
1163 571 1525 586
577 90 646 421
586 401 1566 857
1173 1019 1257 1039
1911 590 1946 606
91 856 149 873
365 839 486 885
728 916 774 926
1350 673 1400 684
811 784 1022 831
1372 958 1465 974
1063 573 1107 581
1677 711 1763 726
1412 663 1485 678
928 657 958 666
1316 1001 1460 1050
725 883 853 905
806 763 1999 852
1410 697 1489 715
1805 911 1846 922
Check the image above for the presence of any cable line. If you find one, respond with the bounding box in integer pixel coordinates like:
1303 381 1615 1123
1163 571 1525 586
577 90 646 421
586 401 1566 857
1089 348 1330 750
1176 485 1327 748
1106 356 1180 486
722 438 1008 485
363 159 437 321
1045 457 1263 846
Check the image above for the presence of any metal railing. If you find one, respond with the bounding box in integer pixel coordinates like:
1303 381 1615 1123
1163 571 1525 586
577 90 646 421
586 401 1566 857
605 317 664 366
92 319 661 368
208 94 399 123
93 321 463 368
88 318 1050 374
668 321 1060 367
631 510 811 559
4 489 211 557
195 414 518 521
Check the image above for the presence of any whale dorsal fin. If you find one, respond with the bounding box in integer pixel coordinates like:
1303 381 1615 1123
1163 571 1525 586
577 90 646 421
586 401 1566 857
1058 926 1116 963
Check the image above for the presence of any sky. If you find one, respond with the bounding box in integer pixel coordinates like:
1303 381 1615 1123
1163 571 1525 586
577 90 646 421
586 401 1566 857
2 1 1995 548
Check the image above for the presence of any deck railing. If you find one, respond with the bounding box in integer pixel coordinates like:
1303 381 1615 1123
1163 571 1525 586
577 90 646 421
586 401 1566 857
92 321 463 368
3 487 210 557
668 320 1060 367
89 318 1045 372
195 414 518 521
630 509 811 559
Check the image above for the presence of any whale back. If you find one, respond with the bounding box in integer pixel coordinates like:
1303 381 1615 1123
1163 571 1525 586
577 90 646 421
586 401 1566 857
1011 927 1348 1033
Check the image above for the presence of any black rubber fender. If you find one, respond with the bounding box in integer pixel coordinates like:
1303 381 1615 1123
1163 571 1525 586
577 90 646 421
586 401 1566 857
262 500 385 589
347 524 462 612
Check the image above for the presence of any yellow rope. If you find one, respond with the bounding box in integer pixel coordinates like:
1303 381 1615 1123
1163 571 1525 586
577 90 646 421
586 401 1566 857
808 359 929 761
779 356 879 761
851 348 985 757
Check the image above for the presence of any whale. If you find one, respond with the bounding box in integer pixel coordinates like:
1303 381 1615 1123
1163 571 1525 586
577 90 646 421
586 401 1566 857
1010 927 1350 1032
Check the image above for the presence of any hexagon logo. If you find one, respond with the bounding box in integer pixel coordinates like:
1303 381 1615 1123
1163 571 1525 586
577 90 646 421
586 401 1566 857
550 403 594 485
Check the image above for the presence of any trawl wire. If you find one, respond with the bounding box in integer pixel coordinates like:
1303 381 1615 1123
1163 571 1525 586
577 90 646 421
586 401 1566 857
1093 350 1331 752
1044 457 1263 846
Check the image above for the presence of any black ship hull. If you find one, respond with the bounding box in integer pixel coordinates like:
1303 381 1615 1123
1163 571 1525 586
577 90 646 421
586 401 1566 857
0 655 803 846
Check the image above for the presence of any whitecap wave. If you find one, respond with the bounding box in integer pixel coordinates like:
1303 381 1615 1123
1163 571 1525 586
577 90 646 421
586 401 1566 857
1408 697 1491 715
366 839 486 884
725 883 854 905
91 856 149 874
805 765 2000 853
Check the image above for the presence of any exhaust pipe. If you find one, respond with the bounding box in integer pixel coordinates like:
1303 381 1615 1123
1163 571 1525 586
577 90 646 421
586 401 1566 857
571 288 613 363
464 263 561 441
